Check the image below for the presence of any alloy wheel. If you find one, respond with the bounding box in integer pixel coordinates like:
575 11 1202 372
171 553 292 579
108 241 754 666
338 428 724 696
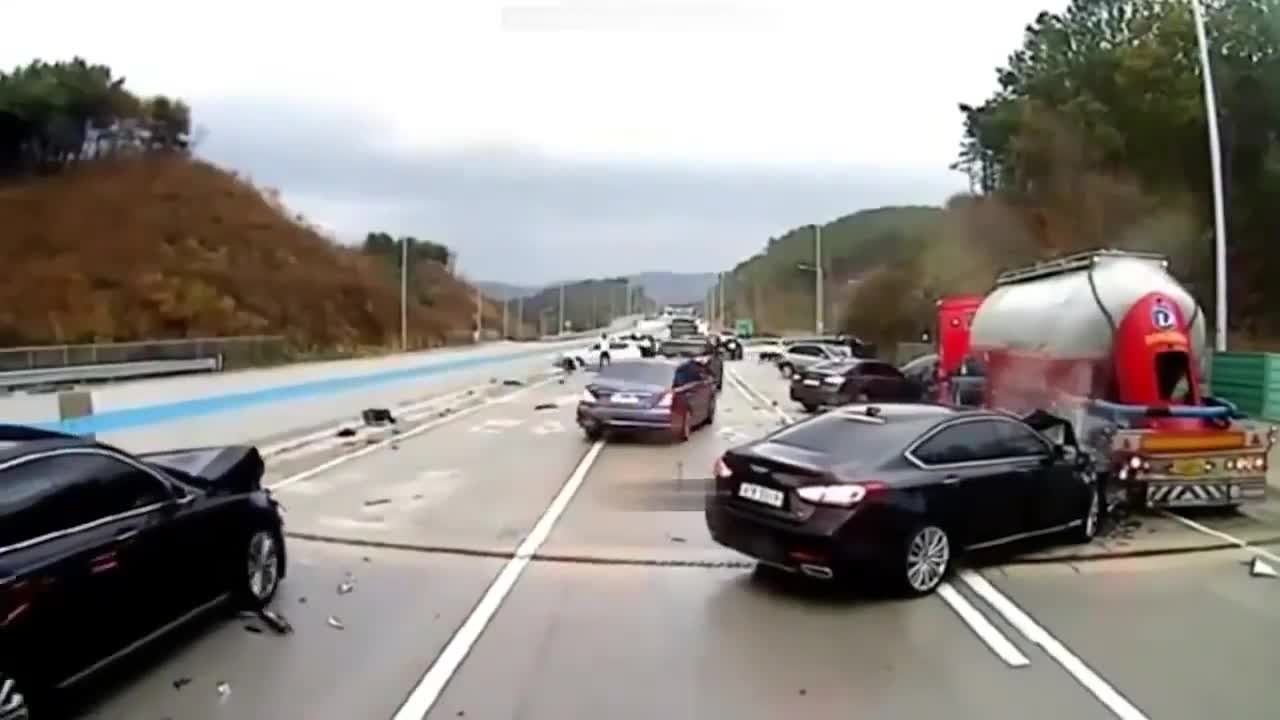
0 674 30 720
247 530 281 602
905 526 950 593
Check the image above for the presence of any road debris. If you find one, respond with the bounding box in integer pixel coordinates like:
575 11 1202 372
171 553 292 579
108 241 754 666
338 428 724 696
338 579 356 595
243 624 264 634
534 402 557 411
362 408 396 426
259 609 294 634
503 379 524 386
216 681 231 701
1250 557 1278 578
335 427 357 438
327 615 346 629
363 498 392 507
173 677 192 691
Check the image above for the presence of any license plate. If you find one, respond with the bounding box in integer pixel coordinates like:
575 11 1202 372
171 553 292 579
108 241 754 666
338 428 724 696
803 379 820 386
611 394 638 404
1170 458 1206 476
738 482 784 508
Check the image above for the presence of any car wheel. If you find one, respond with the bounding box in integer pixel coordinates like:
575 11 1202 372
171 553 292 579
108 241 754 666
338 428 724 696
584 426 603 442
1072 481 1101 543
899 524 951 596
801 403 818 413
0 669 34 720
237 527 285 610
704 398 717 426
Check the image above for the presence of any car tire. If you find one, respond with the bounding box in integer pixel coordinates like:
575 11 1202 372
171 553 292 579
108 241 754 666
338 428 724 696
704 398 717 426
584 426 603 442
235 527 286 610
897 524 952 597
1071 481 1101 544
801 403 818 413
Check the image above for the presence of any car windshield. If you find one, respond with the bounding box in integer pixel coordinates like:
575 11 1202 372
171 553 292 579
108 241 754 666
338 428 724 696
769 412 900 465
597 361 673 386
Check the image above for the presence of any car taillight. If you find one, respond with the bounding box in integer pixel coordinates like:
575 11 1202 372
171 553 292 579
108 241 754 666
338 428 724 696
714 456 733 479
657 392 673 408
796 481 886 507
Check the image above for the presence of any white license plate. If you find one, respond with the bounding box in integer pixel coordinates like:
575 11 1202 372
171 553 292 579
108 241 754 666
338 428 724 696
737 482 784 508
802 379 820 386
611 394 639 404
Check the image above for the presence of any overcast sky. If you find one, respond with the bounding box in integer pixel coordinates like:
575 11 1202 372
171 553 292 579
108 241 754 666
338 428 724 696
6 0 1064 286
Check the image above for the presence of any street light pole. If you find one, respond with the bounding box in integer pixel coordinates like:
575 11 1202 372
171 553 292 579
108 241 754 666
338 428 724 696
516 295 524 340
815 224 824 335
474 285 482 342
400 238 408 350
1189 0 1228 351
502 297 509 339
718 272 726 330
558 283 566 335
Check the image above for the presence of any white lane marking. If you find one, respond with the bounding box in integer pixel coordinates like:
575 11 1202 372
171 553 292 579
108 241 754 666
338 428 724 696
258 382 491 457
959 570 1150 720
728 365 1034 671
936 583 1030 668
266 374 561 491
390 440 607 720
1159 510 1280 565
468 418 525 434
725 366 790 422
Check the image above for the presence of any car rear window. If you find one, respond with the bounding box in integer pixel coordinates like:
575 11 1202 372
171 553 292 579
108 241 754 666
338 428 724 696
770 413 901 463
598 361 673 386
660 340 708 356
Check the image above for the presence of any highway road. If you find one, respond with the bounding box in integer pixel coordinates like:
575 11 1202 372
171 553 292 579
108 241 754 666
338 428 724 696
65 355 1280 720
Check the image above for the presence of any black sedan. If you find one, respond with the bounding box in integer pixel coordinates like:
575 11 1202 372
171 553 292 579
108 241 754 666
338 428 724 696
789 358 923 412
657 336 723 391
0 425 286 717
577 358 717 442
705 404 1100 595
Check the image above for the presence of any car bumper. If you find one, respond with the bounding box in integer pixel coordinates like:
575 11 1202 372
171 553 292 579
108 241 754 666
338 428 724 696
577 404 675 431
789 382 842 407
704 494 892 574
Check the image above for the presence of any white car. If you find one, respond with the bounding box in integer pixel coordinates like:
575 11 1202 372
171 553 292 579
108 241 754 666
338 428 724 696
561 339 644 368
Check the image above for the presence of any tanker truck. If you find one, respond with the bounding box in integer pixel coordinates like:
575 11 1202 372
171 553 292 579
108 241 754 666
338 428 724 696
944 249 1275 510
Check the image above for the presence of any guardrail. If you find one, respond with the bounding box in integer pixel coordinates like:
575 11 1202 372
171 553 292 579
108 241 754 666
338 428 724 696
0 336 287 373
0 357 222 391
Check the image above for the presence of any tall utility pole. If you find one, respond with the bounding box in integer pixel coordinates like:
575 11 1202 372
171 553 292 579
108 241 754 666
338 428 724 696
502 298 509 339
516 295 524 340
400 238 408 350
815 224 825 335
718 272 726 330
625 278 632 316
558 283 566 335
474 286 482 342
1190 0 1228 351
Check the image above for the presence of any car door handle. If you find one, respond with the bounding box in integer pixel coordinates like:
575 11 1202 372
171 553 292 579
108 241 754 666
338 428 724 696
942 474 963 485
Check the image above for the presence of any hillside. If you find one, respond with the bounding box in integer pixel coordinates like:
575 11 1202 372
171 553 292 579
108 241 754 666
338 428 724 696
627 272 717 306
477 282 541 302
722 205 944 334
0 155 505 350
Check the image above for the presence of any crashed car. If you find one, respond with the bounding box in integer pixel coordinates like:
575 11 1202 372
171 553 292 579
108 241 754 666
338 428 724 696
577 359 717 442
789 358 922 412
705 404 1100 596
0 424 286 718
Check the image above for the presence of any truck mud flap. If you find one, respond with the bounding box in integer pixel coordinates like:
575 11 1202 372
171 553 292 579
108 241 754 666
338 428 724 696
1145 480 1266 508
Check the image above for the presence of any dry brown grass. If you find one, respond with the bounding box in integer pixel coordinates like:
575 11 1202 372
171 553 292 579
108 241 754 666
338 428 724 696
0 155 503 349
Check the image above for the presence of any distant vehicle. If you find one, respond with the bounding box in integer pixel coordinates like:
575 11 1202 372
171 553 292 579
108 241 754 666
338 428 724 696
560 339 643 369
668 317 700 339
754 339 785 363
705 404 1100 595
0 425 286 718
577 359 717 442
899 353 940 400
783 335 876 358
775 342 850 378
718 334 744 361
658 335 723 391
789 358 922 412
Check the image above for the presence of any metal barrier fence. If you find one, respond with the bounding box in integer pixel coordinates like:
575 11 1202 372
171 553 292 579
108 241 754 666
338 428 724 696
0 336 289 373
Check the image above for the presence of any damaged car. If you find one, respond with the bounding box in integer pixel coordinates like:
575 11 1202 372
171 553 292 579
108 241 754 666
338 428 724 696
705 404 1100 596
0 424 286 718
577 358 717 442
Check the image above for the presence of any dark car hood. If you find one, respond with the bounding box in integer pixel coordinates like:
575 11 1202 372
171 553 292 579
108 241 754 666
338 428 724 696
139 446 265 494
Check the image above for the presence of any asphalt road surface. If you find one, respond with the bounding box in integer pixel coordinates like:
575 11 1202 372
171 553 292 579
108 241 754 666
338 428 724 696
73 356 1280 719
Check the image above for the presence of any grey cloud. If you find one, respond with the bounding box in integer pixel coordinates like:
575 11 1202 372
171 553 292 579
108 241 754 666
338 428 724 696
191 96 965 285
